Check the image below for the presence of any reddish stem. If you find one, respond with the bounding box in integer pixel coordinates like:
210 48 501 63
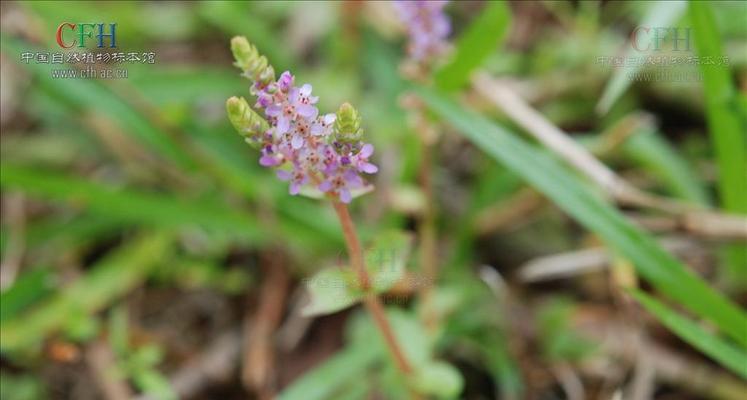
331 201 413 375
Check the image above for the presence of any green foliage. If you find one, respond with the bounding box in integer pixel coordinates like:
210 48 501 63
596 1 687 114
0 164 265 241
278 342 379 400
0 268 55 323
689 0 747 285
621 129 710 205
109 307 177 400
0 373 44 400
435 1 511 90
1 232 172 353
537 299 595 362
301 230 411 316
415 86 747 348
301 268 362 317
365 230 412 292
632 290 747 379
411 361 464 399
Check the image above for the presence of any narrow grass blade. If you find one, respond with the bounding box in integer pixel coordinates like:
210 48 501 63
632 290 747 379
416 86 747 347
0 163 264 242
689 1 747 285
435 1 511 91
596 1 686 114
622 128 709 205
0 232 172 352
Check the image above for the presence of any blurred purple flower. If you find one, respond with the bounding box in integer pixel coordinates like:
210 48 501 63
394 0 451 63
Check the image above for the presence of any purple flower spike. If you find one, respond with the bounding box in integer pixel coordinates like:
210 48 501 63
232 53 376 203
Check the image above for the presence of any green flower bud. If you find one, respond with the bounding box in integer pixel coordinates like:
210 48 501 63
230 36 275 86
334 102 363 143
226 96 269 148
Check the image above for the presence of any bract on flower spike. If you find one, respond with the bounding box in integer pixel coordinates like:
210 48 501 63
226 96 269 148
226 36 378 203
334 102 364 144
230 36 275 88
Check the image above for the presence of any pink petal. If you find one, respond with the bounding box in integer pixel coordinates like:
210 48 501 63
323 113 336 125
299 84 312 97
361 162 378 174
259 155 278 167
276 117 290 134
359 144 374 158
318 181 332 192
291 135 304 149
276 170 292 180
296 104 318 119
339 189 352 203
289 182 301 195
311 123 325 136
266 105 281 117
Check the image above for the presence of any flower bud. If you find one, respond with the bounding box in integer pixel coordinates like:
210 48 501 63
231 36 275 86
334 102 363 143
226 96 269 147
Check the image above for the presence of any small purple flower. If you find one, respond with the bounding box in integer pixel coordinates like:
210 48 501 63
277 71 294 92
352 144 378 174
277 167 308 195
318 169 364 204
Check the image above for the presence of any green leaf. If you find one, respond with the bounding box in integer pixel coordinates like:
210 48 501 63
387 309 432 368
411 361 464 399
0 268 55 323
0 232 172 352
689 0 747 284
301 268 363 317
596 1 687 114
278 344 379 400
415 86 747 347
621 128 709 205
632 290 747 379
0 163 265 242
301 231 413 317
365 230 412 292
132 369 177 400
434 1 511 91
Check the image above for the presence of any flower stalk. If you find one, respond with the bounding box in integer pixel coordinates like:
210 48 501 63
332 201 413 375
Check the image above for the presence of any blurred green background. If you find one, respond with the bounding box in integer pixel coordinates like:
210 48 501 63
1 1 746 399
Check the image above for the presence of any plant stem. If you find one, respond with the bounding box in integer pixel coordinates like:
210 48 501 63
418 141 438 331
331 201 413 375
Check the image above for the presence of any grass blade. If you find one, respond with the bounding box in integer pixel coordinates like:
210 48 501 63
434 1 511 91
622 128 709 205
689 0 747 285
0 163 264 242
596 1 686 114
415 86 747 347
0 232 172 352
632 290 747 379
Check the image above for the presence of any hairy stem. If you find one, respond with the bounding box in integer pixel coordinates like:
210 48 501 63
331 202 413 375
